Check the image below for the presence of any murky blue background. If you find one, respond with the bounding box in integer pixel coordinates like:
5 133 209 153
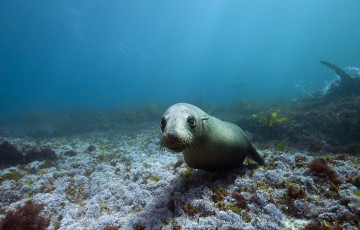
1 0 360 118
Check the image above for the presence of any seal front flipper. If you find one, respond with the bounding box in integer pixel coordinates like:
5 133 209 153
320 60 352 82
248 143 265 165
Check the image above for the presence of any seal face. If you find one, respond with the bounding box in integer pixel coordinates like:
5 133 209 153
160 103 264 170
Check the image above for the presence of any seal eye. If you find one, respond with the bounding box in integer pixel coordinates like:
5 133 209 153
187 116 196 127
160 117 166 131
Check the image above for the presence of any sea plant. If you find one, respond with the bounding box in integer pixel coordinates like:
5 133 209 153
0 200 50 230
0 141 24 168
307 158 341 185
252 110 294 127
0 171 24 183
25 179 35 185
275 137 289 152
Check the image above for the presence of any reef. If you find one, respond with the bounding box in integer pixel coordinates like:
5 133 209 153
0 84 359 229
233 95 360 154
0 122 359 229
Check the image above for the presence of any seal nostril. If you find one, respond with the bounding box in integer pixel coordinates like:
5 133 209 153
168 130 178 143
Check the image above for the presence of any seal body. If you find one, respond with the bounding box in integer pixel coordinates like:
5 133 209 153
160 103 264 170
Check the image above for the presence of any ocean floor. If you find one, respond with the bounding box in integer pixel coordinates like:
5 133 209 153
0 121 360 230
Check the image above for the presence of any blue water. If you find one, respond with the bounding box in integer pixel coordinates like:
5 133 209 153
1 0 360 118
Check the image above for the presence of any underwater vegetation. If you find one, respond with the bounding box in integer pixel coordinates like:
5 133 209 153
307 158 341 185
252 110 294 127
0 141 23 169
234 95 360 153
24 148 56 163
0 122 359 229
0 141 57 170
0 200 50 230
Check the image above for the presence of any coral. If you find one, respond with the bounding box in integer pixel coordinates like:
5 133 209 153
24 147 56 163
307 158 341 185
0 141 23 168
251 189 273 207
0 200 50 230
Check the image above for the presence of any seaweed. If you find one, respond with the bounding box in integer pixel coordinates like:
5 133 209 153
302 222 321 230
274 137 289 152
86 145 96 152
252 110 294 127
231 191 249 210
307 158 341 185
104 227 119 230
211 186 228 203
185 202 199 217
352 176 360 188
24 148 56 163
174 158 184 170
286 184 307 200
63 150 77 157
211 186 228 210
24 179 35 185
0 141 23 168
0 171 24 184
0 200 50 230
148 173 160 182
180 166 194 183
224 203 242 215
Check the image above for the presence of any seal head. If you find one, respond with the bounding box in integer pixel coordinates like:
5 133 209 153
160 103 264 170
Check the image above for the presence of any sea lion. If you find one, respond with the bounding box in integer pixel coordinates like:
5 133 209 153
160 103 264 170
319 61 360 97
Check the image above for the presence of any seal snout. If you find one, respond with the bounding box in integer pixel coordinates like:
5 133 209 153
167 130 178 144
162 130 184 152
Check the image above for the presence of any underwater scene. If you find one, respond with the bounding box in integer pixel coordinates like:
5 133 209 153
1 1 360 229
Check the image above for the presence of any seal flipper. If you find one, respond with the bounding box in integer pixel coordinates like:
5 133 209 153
320 60 352 82
248 144 264 165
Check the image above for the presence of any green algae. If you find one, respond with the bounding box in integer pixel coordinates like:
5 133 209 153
25 179 35 185
1 171 24 183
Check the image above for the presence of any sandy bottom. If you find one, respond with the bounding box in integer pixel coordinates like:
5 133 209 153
0 122 359 230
